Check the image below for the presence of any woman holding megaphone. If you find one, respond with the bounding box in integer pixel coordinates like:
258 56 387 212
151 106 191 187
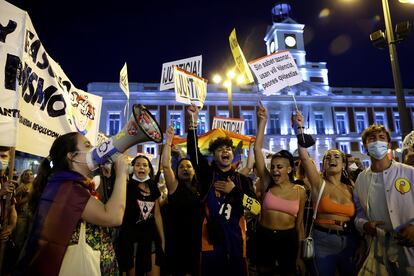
15 132 129 276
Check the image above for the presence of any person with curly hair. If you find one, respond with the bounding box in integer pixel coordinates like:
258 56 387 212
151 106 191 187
186 105 260 276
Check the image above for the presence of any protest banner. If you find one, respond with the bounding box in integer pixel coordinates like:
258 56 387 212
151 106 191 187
173 66 207 108
119 62 130 117
248 50 303 96
0 0 102 157
120 62 129 99
212 116 245 135
160 55 202 91
229 29 254 84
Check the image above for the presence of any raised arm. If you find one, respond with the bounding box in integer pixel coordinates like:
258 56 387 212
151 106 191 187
292 112 322 189
186 105 211 195
81 154 129 227
161 126 179 194
254 105 272 194
238 142 255 176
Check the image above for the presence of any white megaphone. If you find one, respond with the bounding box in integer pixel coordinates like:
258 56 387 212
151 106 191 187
85 104 163 170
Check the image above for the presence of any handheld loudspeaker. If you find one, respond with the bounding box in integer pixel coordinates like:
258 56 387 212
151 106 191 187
85 104 163 170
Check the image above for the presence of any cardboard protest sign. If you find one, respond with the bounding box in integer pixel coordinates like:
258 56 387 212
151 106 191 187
160 55 202 91
212 116 245 135
173 66 207 108
229 29 254 84
0 0 102 157
248 50 303 96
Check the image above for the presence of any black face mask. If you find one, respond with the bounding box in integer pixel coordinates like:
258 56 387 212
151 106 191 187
296 133 316 148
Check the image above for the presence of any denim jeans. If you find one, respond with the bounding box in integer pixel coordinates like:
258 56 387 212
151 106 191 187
312 229 357 276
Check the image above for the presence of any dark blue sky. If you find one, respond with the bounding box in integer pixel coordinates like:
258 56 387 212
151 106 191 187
7 0 414 90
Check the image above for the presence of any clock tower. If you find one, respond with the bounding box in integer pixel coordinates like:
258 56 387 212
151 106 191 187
264 3 329 86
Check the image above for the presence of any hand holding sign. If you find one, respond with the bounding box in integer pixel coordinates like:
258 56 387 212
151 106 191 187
187 104 200 126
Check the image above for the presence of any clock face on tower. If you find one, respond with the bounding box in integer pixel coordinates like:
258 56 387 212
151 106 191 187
284 33 297 49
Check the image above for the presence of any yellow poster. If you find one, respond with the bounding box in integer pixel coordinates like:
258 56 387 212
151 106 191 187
229 28 254 84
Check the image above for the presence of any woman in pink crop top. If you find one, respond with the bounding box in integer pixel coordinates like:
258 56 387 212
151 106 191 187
293 112 357 276
254 106 306 276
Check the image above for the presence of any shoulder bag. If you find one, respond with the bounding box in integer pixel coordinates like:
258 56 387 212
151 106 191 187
302 180 325 259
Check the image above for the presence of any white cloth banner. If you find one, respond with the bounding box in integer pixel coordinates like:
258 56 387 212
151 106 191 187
0 0 102 156
119 62 129 99
173 66 207 108
248 50 303 96
212 117 245 135
160 55 202 91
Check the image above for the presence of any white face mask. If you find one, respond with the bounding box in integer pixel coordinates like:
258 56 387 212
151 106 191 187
349 162 359 171
71 150 96 170
132 174 150 182
0 159 8 173
367 141 389 160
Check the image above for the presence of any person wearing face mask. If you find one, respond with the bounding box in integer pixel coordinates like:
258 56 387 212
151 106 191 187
15 132 129 276
353 124 414 274
0 146 17 275
186 105 260 276
117 155 165 276
161 125 202 276
346 154 364 183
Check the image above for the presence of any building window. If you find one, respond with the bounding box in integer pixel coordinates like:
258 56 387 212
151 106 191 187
360 142 366 154
268 113 281 135
242 112 255 135
355 113 367 133
107 112 121 136
143 143 157 156
363 160 370 168
335 113 347 134
217 111 229 118
393 113 400 134
168 111 183 136
339 142 350 154
148 110 159 123
314 113 325 134
310 76 324 83
198 112 208 135
374 113 386 127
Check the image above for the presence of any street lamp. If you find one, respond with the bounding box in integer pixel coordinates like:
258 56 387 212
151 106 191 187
369 0 413 139
213 70 245 118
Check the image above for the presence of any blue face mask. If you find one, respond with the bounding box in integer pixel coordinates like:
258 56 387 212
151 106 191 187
367 141 389 160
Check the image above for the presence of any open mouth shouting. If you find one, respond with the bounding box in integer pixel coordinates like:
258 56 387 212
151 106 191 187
272 172 281 182
137 170 147 178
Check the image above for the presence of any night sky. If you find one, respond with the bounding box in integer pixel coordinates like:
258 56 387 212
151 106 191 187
5 0 414 91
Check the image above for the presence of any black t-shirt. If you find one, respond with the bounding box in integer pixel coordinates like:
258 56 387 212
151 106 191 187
123 177 160 226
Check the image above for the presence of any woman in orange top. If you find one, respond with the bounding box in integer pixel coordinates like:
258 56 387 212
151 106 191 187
293 112 357 276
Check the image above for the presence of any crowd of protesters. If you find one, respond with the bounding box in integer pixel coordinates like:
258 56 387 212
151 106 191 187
0 104 413 276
